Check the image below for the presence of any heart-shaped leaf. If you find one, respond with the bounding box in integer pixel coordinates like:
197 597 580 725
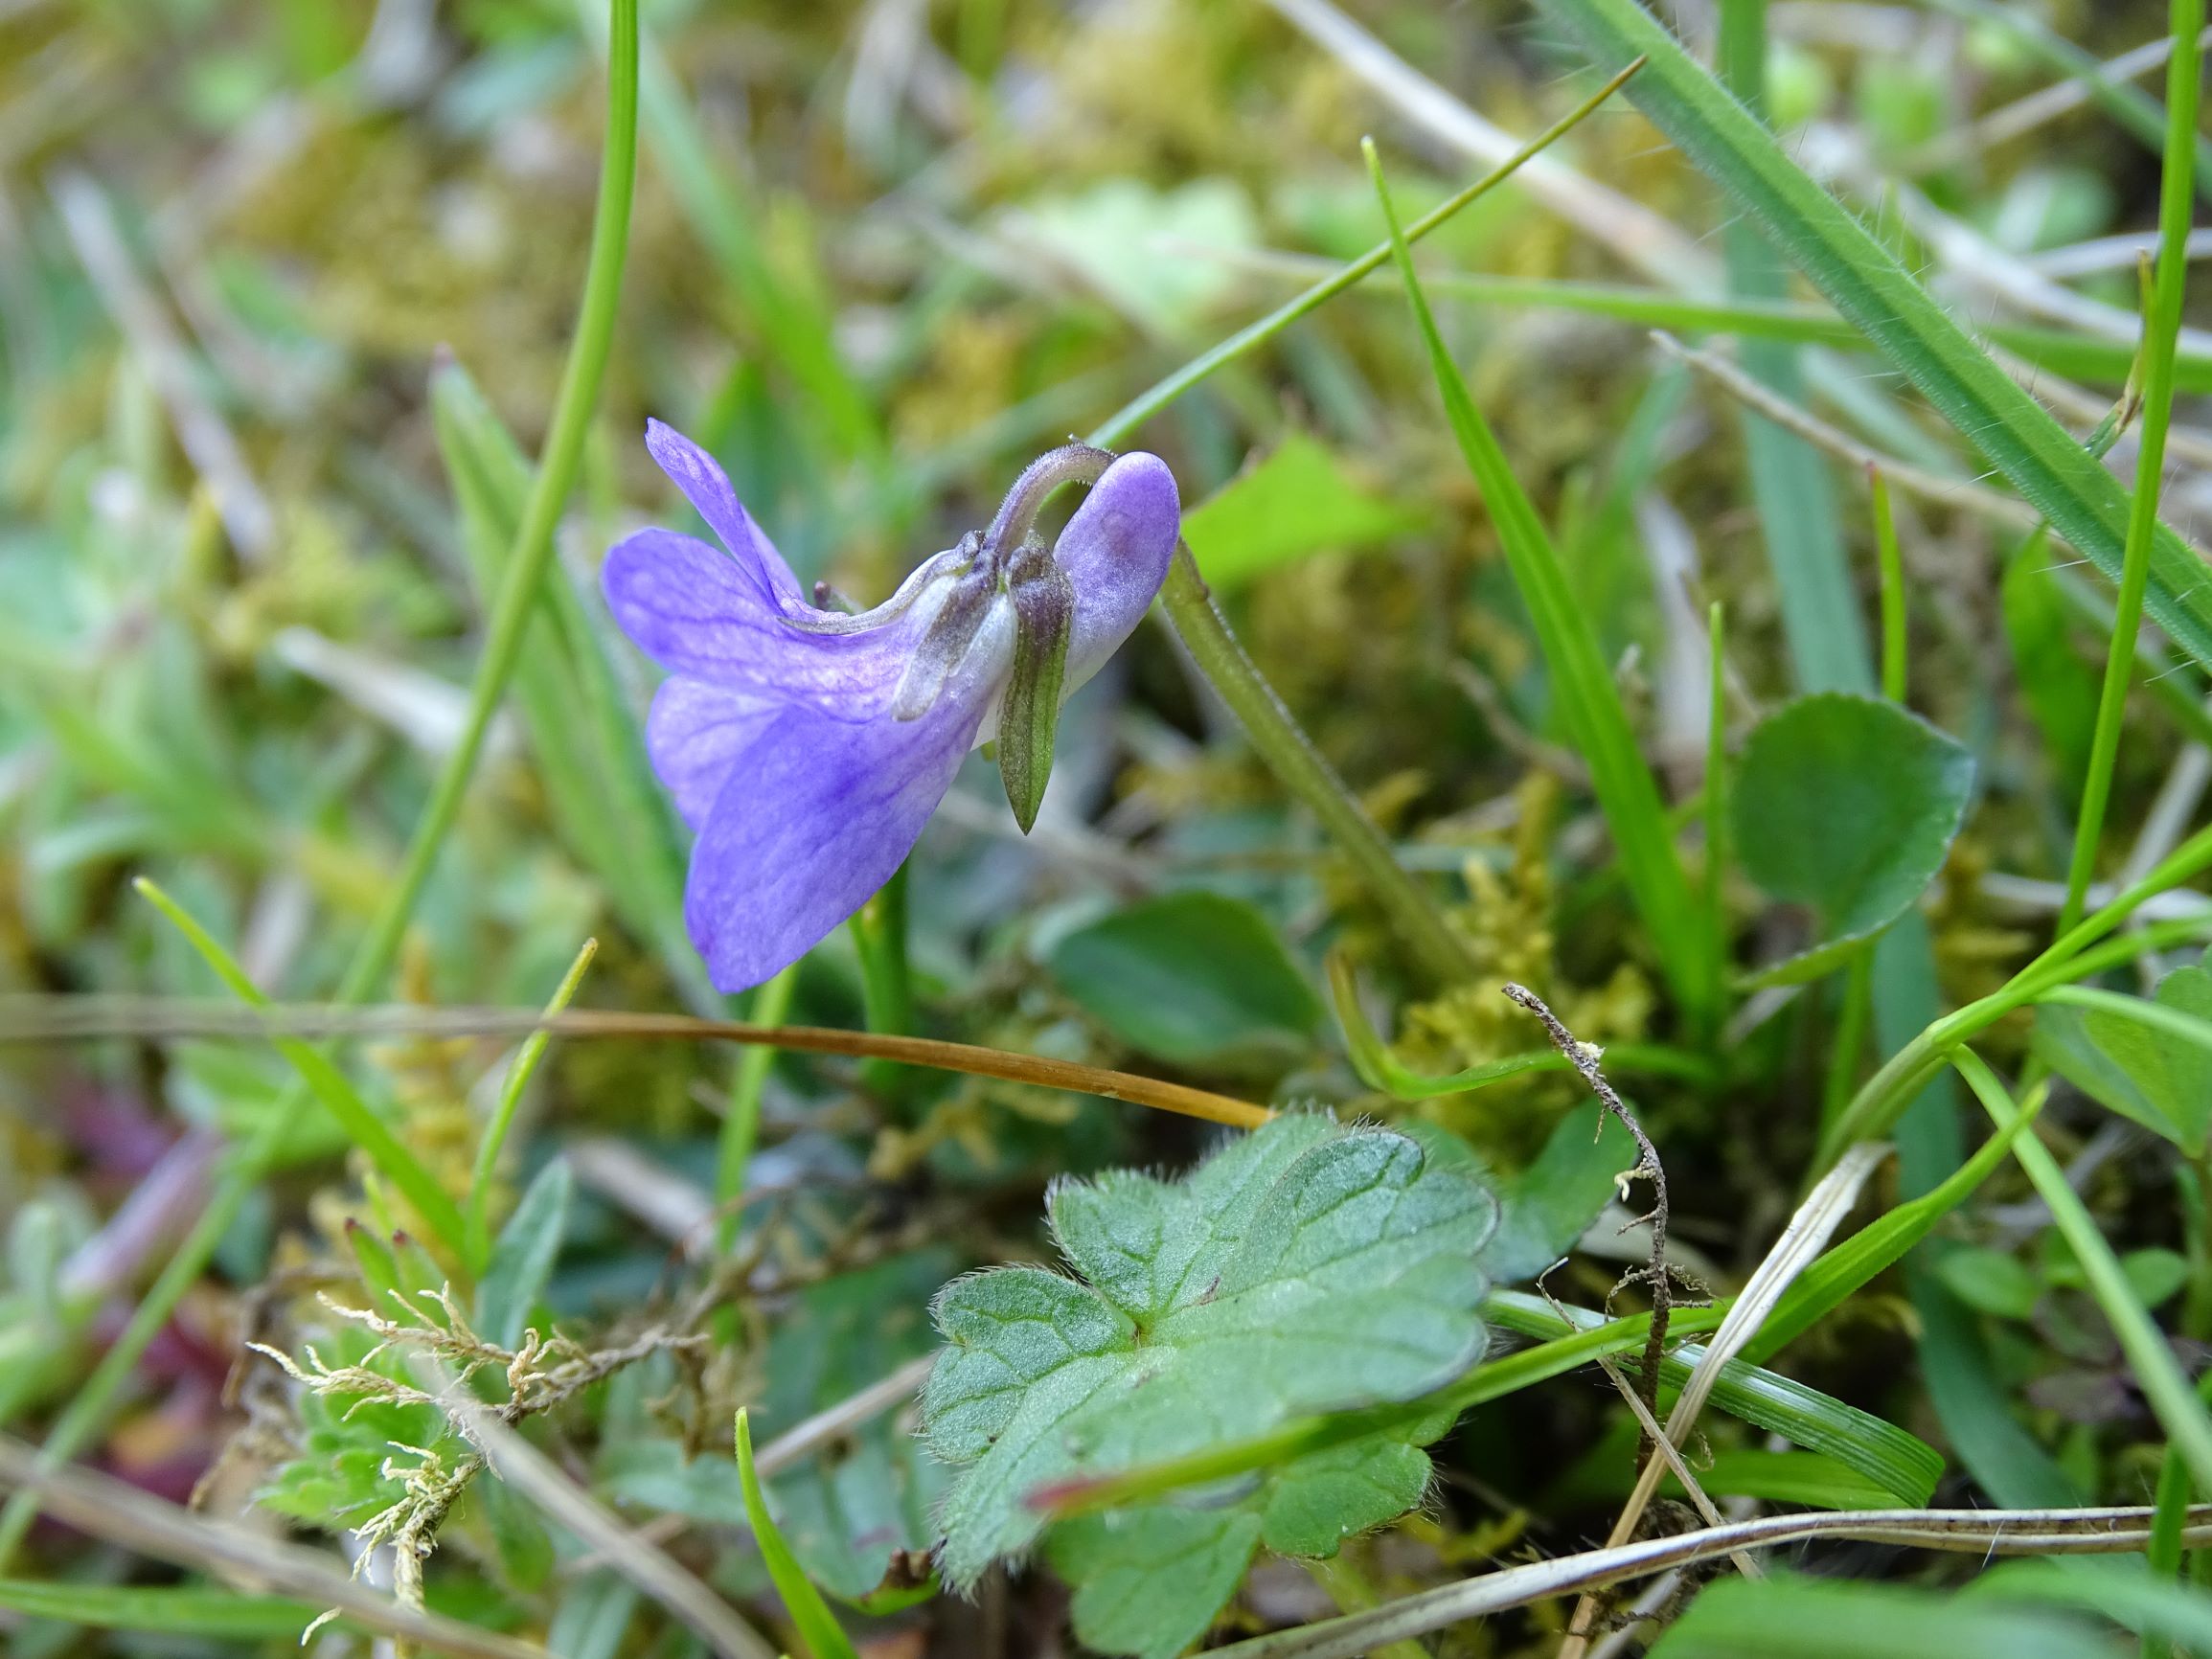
1731 693 1974 987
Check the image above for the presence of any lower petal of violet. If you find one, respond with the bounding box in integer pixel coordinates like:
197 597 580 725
646 677 780 831
681 693 989 991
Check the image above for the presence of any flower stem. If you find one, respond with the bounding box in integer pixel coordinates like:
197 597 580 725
717 963 797 1255
0 0 641 1568
851 861 918 1097
1160 545 1478 986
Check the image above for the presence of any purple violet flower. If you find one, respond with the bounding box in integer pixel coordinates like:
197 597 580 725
604 420 1180 992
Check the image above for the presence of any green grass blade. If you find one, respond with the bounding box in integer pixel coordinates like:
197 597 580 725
1742 1090 2038 1364
1870 468 1908 701
734 1409 859 1659
1717 0 1871 696
1483 1292 1945 1505
133 878 467 1258
1537 0 2212 670
466 937 598 1274
717 962 796 1254
430 358 704 1009
2146 1446 2195 1659
1364 140 1715 1025
0 0 641 1571
1955 1050 2212 1494
2057 0 2202 935
0 1579 328 1639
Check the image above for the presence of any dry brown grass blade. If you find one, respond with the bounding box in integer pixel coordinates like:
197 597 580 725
430 1377 778 1659
1206 1502 2212 1659
0 994 1272 1129
0 1434 547 1659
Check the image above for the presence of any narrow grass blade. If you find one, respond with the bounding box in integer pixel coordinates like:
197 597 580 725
2057 0 2203 934
466 938 598 1274
133 879 467 1258
1365 141 1714 1024
1717 0 1870 697
717 963 796 1253
1536 0 2212 670
1955 1050 2212 1493
1870 468 1907 702
0 1579 327 1639
735 1409 859 1659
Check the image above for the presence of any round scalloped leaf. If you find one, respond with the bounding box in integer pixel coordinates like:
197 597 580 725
1731 693 1974 988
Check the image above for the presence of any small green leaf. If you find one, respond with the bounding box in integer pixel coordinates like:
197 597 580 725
257 1328 448 1533
1180 432 1428 591
1732 693 1974 986
1933 1246 2040 1321
1482 1101 1638 1284
475 1159 572 1352
2033 957 2212 1154
1045 1507 1262 1659
1046 891 1322 1064
2121 1247 2191 1310
923 1115 1496 1602
1040 1438 1439 1659
736 1409 860 1659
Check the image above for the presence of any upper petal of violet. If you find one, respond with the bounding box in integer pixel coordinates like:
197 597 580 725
643 419 808 610
603 527 924 719
1051 451 1180 690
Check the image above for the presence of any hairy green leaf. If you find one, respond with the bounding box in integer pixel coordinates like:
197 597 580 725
922 1114 1496 1595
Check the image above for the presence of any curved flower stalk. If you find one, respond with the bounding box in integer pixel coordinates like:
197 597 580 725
604 421 1178 991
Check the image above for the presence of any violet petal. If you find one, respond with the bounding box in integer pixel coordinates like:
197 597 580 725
644 419 808 609
683 694 991 990
1053 450 1180 689
603 528 921 718
646 676 781 830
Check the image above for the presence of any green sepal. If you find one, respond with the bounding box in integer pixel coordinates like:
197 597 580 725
998 537 1075 832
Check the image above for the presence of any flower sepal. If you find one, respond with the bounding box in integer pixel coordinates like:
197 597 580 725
996 534 1077 833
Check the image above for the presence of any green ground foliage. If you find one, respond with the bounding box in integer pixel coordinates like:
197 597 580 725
6 0 2212 1654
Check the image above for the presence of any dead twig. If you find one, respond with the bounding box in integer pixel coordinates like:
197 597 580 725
1502 984 1679 1426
